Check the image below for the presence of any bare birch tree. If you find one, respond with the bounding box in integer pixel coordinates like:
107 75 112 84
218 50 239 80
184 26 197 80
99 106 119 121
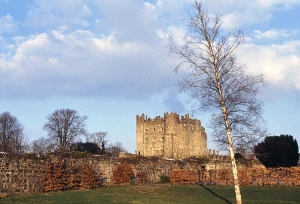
44 109 87 150
168 1 266 204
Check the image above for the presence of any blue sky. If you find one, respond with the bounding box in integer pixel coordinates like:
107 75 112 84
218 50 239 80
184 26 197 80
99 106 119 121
1 0 300 153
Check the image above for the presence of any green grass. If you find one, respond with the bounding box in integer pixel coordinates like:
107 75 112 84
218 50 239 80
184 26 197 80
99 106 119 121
1 184 300 204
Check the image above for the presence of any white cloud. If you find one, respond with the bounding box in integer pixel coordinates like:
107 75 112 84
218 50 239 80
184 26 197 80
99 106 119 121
254 29 296 39
48 57 58 64
90 0 165 43
144 2 156 10
255 0 300 9
25 0 92 28
2 0 300 106
164 26 186 46
82 4 92 15
0 29 175 99
0 14 17 33
0 1 190 101
237 41 300 92
200 0 300 28
223 9 272 28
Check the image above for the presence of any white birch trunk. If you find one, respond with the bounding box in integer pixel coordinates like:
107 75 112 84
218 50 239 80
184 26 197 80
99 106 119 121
215 59 242 204
218 83 242 204
224 113 242 204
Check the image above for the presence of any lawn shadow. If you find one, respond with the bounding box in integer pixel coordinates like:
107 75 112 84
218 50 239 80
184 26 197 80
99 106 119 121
200 185 233 204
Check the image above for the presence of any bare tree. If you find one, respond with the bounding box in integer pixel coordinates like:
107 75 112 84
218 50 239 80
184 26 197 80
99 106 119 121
44 109 88 151
31 136 55 156
168 1 266 203
107 142 126 157
0 112 27 154
86 132 108 154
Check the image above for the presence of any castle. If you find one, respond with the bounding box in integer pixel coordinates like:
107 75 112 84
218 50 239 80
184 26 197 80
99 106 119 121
136 112 208 159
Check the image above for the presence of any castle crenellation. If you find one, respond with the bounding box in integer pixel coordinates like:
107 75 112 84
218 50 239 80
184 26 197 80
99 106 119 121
209 149 220 156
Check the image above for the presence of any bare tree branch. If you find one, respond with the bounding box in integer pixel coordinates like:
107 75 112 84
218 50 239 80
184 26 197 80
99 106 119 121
31 136 55 156
0 112 27 154
86 132 109 154
44 109 87 151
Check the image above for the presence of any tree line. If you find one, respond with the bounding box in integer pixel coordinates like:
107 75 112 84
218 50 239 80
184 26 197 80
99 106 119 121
0 109 126 157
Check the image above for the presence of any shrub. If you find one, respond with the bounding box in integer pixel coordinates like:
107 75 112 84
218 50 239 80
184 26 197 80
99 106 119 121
42 162 103 192
70 142 101 154
170 169 198 184
112 162 135 184
160 174 170 183
234 153 244 160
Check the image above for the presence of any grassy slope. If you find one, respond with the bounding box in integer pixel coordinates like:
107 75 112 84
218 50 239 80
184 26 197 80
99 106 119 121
1 184 300 204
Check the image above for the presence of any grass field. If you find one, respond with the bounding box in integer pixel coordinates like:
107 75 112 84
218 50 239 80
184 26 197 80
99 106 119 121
1 184 300 204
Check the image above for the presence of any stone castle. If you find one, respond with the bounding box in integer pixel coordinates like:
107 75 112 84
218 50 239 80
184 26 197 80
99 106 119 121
136 112 208 159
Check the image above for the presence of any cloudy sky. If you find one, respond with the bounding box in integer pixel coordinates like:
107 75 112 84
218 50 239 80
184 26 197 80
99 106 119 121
1 0 300 153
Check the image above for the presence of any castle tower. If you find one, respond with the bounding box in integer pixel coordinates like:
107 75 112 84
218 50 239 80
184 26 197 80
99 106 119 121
136 112 208 159
164 112 180 158
136 114 145 155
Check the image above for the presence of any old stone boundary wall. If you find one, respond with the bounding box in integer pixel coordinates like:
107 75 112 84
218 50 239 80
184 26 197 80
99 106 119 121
0 154 299 197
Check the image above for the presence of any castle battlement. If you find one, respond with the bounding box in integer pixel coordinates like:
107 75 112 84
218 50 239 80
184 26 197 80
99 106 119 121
137 112 202 127
136 112 208 159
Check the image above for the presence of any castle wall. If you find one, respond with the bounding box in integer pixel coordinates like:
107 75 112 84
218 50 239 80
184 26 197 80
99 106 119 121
136 112 208 159
0 154 264 198
1 154 288 198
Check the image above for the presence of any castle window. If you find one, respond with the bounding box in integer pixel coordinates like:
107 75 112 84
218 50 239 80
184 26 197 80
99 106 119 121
161 127 164 131
145 138 148 143
145 129 148 132
153 128 155 131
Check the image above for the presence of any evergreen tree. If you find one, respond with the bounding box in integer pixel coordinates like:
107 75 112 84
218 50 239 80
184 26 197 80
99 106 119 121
71 142 101 154
254 135 299 167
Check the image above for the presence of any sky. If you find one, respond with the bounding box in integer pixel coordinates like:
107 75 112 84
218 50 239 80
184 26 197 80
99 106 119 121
1 0 300 153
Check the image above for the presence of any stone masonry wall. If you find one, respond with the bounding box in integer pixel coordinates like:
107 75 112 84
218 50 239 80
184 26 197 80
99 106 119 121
0 154 298 198
0 154 117 197
0 154 207 197
0 155 46 197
